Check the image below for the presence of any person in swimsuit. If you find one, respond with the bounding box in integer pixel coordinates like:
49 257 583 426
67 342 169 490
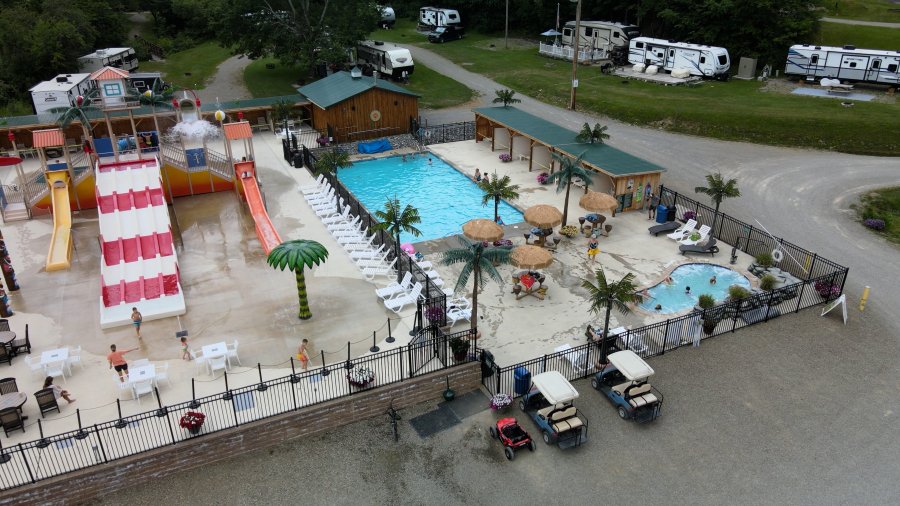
297 339 310 371
108 344 139 382
131 307 143 338
587 235 600 263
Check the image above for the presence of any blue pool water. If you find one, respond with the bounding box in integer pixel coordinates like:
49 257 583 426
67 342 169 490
338 154 524 243
640 263 751 314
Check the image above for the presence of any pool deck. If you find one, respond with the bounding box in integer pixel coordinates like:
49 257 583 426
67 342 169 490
0 133 754 443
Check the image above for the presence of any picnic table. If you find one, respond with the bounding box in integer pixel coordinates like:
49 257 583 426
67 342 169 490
40 348 69 366
128 364 156 384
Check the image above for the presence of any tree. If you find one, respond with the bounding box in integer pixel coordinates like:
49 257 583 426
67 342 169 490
546 151 593 226
576 123 610 144
492 89 521 108
694 172 740 234
478 171 520 223
371 196 422 260
138 81 176 139
314 149 351 176
51 90 101 159
582 267 637 363
267 239 329 320
440 237 510 331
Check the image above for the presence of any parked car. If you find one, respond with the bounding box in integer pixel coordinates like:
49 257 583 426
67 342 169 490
591 350 663 423
518 371 588 448
428 25 465 43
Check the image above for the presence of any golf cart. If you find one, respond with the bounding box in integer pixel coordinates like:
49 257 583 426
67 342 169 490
519 371 588 448
591 350 663 423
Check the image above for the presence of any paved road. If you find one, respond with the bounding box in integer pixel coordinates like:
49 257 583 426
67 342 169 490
195 54 253 104
821 17 900 28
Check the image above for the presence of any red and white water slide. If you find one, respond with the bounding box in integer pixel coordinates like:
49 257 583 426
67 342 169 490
238 161 281 254
96 158 186 328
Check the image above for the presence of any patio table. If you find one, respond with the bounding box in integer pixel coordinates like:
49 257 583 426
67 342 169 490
0 332 16 346
40 347 69 366
202 342 227 359
0 392 26 411
127 364 156 384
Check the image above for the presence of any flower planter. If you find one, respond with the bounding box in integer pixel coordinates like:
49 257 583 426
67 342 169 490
188 426 202 435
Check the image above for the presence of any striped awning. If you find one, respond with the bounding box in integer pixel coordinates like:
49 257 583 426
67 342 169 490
32 128 65 148
89 67 130 81
224 121 253 140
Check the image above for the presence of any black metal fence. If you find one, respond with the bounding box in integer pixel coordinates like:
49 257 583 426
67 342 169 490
0 333 471 491
411 120 476 146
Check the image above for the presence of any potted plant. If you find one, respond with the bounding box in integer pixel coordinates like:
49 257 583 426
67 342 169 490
449 335 471 361
683 210 697 221
424 305 445 325
492 239 514 249
347 365 376 388
814 280 841 299
499 153 512 162
559 225 578 238
604 224 613 236
490 393 513 412
697 294 718 334
179 411 206 435
536 172 550 185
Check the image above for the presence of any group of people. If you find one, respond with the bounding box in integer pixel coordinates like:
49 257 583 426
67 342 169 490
472 168 491 184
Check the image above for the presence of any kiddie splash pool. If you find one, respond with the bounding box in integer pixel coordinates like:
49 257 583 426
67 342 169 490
640 263 751 314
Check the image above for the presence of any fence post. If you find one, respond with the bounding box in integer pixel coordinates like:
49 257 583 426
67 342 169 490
764 291 775 322
495 363 501 395
806 254 818 280
18 443 36 484
795 281 807 313
731 304 739 333
94 424 108 463
661 319 670 355
542 354 547 373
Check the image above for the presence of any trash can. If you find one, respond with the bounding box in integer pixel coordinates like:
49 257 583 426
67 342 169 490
656 205 669 224
480 350 495 378
514 366 531 396
666 206 677 222
292 152 304 168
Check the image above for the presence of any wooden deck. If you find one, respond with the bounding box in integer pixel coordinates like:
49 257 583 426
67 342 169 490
613 68 703 86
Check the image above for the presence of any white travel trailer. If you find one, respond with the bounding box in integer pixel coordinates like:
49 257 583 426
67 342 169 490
419 7 461 28
356 41 415 80
29 74 94 115
78 47 139 73
379 6 396 28
785 44 900 85
561 20 640 52
628 37 730 78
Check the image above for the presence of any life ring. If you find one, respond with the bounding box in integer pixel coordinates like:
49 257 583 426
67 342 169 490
771 249 783 263
424 129 432 139
370 109 382 122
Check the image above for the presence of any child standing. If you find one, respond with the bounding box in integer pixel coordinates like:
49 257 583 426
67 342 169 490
131 307 143 338
587 234 600 263
297 339 310 371
180 336 192 360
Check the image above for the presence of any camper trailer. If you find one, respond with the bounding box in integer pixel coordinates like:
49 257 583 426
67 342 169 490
78 47 139 73
785 44 900 85
561 20 639 62
419 7 461 29
356 41 415 80
628 37 730 78
128 72 165 94
29 74 94 115
379 6 396 28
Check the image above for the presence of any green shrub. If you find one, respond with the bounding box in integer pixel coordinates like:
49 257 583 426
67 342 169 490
760 274 777 291
728 285 751 300
698 294 716 309
755 252 774 267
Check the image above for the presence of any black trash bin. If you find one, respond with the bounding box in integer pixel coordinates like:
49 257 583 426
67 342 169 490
292 152 304 168
480 350 495 378
514 366 531 396
666 206 677 222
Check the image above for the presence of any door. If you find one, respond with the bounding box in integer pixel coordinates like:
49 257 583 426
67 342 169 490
666 48 676 69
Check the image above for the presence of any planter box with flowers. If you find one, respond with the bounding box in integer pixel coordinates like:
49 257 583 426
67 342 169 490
863 218 885 231
490 393 513 412
814 280 842 299
179 411 206 435
316 136 329 147
559 225 579 238
347 365 376 388
537 172 550 185
424 305 445 326
683 210 697 221
499 153 512 163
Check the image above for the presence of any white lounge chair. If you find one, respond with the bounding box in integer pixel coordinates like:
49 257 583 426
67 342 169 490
338 232 374 246
305 186 334 203
300 174 326 194
328 215 362 232
355 252 391 269
310 196 339 212
375 271 415 301
314 200 344 218
322 208 353 225
677 224 711 246
333 228 367 239
383 282 423 313
363 258 398 281
666 219 696 240
350 244 387 260
446 306 472 326
554 343 590 375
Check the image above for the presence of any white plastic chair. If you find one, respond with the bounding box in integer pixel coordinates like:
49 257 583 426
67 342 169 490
301 176 328 195
375 272 414 301
132 358 150 367
667 219 696 240
208 355 228 377
24 356 45 376
44 360 67 384
350 244 386 260
190 350 207 375
226 340 241 367
154 362 171 387
132 379 154 405
383 282 423 313
362 257 398 281
66 345 84 370
112 373 131 399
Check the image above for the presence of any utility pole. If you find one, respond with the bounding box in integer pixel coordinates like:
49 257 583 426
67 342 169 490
569 0 582 110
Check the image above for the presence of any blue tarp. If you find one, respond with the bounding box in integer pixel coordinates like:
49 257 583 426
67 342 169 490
357 138 392 154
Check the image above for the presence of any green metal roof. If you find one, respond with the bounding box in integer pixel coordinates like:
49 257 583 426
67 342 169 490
298 71 418 109
473 106 663 177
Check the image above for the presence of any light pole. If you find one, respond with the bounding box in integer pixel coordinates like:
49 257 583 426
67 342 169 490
569 0 582 110
504 0 509 49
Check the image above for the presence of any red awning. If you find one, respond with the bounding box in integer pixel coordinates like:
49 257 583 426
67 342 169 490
223 121 253 140
32 129 65 148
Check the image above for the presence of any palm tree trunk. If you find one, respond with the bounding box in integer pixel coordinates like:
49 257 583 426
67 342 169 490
600 301 613 363
470 262 479 331
295 269 312 320
562 179 572 226
711 201 721 235
494 196 500 222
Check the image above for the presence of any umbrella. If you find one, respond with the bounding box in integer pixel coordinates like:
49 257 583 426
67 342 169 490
579 191 618 212
511 245 553 270
462 219 504 242
541 29 562 36
524 204 562 229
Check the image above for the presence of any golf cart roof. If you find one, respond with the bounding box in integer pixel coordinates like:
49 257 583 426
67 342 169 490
608 351 654 381
531 371 579 404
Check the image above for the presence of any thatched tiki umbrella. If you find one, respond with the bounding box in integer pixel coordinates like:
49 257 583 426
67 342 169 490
579 191 618 213
510 245 553 270
523 204 562 229
462 218 504 243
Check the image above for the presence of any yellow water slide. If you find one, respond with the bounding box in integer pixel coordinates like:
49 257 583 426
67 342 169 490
45 171 73 271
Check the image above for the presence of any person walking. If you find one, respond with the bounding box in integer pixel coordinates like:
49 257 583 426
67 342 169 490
587 234 600 263
43 376 75 403
296 339 310 371
108 344 139 382
180 336 192 361
131 307 143 338
648 191 660 220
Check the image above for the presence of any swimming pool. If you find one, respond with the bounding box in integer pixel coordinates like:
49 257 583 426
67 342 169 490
640 263 751 314
338 155 524 243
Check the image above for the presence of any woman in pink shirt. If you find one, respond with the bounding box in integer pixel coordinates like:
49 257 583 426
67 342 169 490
108 344 139 382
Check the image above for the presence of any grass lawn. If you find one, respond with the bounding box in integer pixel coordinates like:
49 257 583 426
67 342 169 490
371 20 899 156
855 187 900 242
817 22 900 49
141 41 233 90
404 64 474 109
244 58 304 97
822 0 900 23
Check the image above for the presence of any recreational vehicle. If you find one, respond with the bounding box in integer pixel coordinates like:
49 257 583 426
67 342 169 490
29 74 94 115
419 7 461 29
78 47 139 73
561 20 639 61
628 37 730 78
356 41 415 80
379 6 396 28
785 44 900 85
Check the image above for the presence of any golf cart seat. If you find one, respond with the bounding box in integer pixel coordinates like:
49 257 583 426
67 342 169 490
501 424 530 443
628 392 659 408
550 406 581 432
537 405 556 418
624 383 652 398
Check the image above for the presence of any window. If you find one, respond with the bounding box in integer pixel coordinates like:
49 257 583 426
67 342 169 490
810 55 819 65
635 42 644 49
848 62 856 68
871 60 881 69
563 28 572 37
585 28 593 37
888 64 898 72
669 50 674 57
700 56 706 64
717 55 727 65
449 14 457 20
103 83 122 96
613 31 620 39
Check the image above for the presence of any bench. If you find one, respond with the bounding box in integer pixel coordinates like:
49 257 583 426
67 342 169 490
628 392 658 408
549 406 583 433
537 405 555 418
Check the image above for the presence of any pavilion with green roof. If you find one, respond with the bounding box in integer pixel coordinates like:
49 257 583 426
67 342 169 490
474 106 664 212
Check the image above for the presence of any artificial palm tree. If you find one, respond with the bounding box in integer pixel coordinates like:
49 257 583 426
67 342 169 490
492 89 521 108
267 239 329 320
546 151 593 226
694 172 741 234
441 237 511 331
371 196 422 260
478 171 520 222
582 267 637 363
51 89 100 158
314 148 351 176
138 82 176 141
576 122 610 144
